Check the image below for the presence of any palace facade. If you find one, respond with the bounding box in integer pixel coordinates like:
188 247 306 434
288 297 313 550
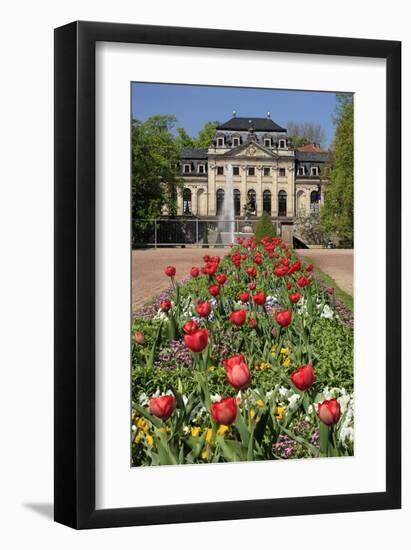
176 114 329 242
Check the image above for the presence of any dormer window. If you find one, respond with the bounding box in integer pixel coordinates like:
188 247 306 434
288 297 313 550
217 137 225 147
232 137 240 147
183 164 191 174
311 166 319 176
297 166 306 176
264 138 271 148
278 139 286 149
198 164 206 174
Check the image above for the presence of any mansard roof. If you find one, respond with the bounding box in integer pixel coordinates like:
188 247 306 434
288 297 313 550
181 148 208 159
296 143 329 162
217 117 287 132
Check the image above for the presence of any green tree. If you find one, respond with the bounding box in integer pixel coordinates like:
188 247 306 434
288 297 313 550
287 121 326 148
321 97 354 246
132 115 183 244
195 121 220 148
254 211 277 242
175 127 196 149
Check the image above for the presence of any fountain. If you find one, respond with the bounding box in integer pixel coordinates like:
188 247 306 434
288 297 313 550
218 163 235 245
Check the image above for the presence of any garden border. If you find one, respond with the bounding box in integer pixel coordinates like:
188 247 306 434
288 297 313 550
54 21 401 529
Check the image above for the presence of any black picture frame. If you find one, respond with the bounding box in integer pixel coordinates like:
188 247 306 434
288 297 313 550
54 21 401 529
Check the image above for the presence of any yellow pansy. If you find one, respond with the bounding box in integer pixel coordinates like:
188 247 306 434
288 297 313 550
280 347 289 354
146 434 154 446
256 399 264 408
134 432 142 444
201 450 208 460
276 406 285 420
282 357 291 367
191 426 201 437
217 425 229 436
208 365 216 372
137 418 148 431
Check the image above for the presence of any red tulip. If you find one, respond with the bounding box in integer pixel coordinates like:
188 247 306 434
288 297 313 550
224 355 251 390
149 395 176 420
275 309 292 327
216 274 227 285
246 266 257 278
248 282 257 290
274 266 288 277
241 254 248 261
249 318 257 328
182 320 199 334
289 292 301 304
318 399 341 426
229 309 247 326
203 255 210 263
297 276 310 288
196 301 212 318
210 397 237 425
287 282 293 290
184 328 209 353
287 260 301 275
190 266 200 277
133 331 145 344
239 291 249 303
290 364 315 391
164 265 176 277
254 253 262 265
306 263 314 272
209 284 220 297
160 299 172 312
253 291 266 306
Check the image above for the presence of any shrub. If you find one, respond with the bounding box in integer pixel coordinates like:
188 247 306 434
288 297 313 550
254 211 277 242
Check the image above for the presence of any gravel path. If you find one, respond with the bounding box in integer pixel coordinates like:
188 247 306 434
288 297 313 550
296 249 353 296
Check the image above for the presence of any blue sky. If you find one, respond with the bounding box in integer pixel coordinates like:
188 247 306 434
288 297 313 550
131 82 341 147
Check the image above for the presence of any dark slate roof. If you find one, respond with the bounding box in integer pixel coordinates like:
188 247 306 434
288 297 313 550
217 117 287 132
181 148 208 159
296 151 330 162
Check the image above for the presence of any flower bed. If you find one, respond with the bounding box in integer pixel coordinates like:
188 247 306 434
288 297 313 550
131 235 354 466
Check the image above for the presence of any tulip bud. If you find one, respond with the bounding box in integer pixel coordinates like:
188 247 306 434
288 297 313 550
184 328 209 353
290 364 314 391
223 355 251 390
149 395 176 420
133 331 145 344
164 265 176 277
318 399 341 426
229 309 247 326
160 300 172 312
209 284 220 297
274 309 292 327
196 301 212 318
210 397 237 425
190 266 200 277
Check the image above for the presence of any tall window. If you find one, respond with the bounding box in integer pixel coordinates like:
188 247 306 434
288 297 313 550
263 190 272 215
234 189 241 216
278 190 287 216
216 189 225 216
183 188 192 214
310 189 320 213
247 189 257 215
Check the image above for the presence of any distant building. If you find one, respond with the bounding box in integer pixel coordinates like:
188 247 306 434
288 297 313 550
176 114 329 241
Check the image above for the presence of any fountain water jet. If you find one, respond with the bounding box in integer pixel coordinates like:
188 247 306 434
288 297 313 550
218 163 235 245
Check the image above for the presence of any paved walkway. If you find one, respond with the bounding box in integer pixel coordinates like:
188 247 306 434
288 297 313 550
296 249 353 295
132 247 353 313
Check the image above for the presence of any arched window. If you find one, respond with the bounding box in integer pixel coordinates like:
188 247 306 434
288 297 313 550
278 190 287 216
247 189 257 216
216 189 225 216
234 189 241 216
310 189 320 213
263 190 272 215
183 188 192 214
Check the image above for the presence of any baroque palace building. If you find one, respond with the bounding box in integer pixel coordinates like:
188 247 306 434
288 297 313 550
176 113 329 242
